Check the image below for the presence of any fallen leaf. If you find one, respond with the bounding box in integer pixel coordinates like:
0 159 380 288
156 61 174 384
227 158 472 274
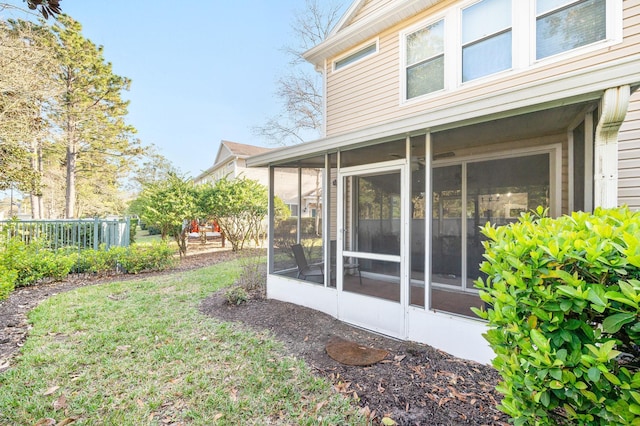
43 385 60 396
394 354 406 362
53 394 67 411
116 345 130 351
136 399 145 408
33 419 56 426
314 400 327 413
58 417 78 426
214 413 223 420
377 381 385 393
381 417 397 426
229 388 238 402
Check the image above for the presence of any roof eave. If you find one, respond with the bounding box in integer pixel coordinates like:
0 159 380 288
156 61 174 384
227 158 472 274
303 0 443 68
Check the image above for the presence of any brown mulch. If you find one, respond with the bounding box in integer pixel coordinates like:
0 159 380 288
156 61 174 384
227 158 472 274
0 247 509 425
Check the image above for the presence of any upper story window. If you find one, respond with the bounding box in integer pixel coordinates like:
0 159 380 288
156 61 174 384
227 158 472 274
334 41 378 71
461 0 512 82
405 19 445 99
400 0 619 102
536 0 606 59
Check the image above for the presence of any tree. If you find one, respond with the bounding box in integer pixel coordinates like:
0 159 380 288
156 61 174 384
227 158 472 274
253 0 344 146
199 177 268 252
47 15 140 218
138 173 198 257
0 19 58 217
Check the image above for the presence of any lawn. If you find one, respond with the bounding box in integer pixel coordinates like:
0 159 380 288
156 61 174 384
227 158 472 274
0 261 363 425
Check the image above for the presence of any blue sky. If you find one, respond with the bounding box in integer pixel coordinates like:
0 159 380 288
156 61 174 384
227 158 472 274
56 0 327 178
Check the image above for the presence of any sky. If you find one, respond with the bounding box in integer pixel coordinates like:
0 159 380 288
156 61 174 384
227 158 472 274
43 0 332 178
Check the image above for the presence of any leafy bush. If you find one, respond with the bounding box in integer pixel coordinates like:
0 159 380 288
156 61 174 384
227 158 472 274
73 245 124 275
0 238 76 287
474 207 640 425
119 242 176 274
0 266 17 301
225 286 248 305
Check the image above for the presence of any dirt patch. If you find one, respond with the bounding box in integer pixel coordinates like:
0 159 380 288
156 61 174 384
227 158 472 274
200 292 509 425
0 247 509 425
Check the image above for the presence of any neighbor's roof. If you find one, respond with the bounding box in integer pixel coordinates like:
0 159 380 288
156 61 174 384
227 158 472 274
221 140 272 158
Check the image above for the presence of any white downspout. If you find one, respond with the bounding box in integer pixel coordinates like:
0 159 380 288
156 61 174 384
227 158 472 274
593 85 630 209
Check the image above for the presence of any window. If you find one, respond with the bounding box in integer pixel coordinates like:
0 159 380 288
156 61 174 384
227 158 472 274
334 41 377 71
536 0 606 59
461 0 512 82
405 19 445 99
287 203 299 217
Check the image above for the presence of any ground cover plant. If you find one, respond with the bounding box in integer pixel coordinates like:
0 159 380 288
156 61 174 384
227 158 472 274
475 207 640 425
0 260 362 425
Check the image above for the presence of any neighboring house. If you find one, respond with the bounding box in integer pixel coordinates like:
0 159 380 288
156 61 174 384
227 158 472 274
194 140 320 218
247 0 640 364
193 140 273 186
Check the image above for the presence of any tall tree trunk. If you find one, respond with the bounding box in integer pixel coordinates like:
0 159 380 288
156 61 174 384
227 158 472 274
29 139 43 219
65 142 76 218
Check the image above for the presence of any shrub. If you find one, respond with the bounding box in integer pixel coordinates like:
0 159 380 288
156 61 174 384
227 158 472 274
0 238 75 287
474 207 640 425
74 245 123 275
235 252 266 297
0 266 17 301
225 286 248 305
119 241 176 274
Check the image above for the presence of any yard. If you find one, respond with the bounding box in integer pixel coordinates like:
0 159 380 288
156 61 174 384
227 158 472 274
0 248 508 425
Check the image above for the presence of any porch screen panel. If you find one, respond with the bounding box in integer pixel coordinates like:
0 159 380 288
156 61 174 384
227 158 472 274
573 122 586 211
356 173 401 257
431 165 462 288
328 154 338 287
272 167 299 277
466 154 550 283
410 136 426 307
300 167 324 279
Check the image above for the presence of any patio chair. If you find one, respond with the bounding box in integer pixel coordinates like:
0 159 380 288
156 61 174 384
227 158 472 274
292 244 324 282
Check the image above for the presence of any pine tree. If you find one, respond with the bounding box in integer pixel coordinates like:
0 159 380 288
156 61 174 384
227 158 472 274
48 15 140 218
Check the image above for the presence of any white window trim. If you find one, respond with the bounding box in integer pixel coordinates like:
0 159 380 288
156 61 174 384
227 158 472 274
399 11 451 105
400 0 623 105
530 0 622 65
332 38 379 73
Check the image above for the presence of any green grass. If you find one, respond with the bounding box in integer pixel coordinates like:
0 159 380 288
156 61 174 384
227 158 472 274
0 262 363 425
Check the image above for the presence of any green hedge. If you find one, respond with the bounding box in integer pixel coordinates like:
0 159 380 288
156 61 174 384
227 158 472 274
474 207 640 425
0 239 177 301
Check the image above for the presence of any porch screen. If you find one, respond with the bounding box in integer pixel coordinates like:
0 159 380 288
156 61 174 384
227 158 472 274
431 153 550 317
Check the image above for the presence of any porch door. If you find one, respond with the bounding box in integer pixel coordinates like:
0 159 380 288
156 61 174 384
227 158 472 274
337 161 407 338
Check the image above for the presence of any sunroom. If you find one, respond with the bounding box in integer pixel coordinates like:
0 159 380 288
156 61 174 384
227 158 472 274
247 96 617 364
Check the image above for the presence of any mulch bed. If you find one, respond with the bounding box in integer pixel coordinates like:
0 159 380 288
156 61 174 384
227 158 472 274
0 248 509 425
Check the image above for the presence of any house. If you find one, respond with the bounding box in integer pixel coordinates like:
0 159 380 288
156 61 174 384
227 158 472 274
247 0 640 364
193 140 273 186
194 140 322 218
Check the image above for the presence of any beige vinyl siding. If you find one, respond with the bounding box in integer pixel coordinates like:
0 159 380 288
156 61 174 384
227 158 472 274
351 0 389 24
618 90 640 210
325 0 640 137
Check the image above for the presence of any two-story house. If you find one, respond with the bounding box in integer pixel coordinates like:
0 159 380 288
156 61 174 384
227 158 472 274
247 0 640 363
